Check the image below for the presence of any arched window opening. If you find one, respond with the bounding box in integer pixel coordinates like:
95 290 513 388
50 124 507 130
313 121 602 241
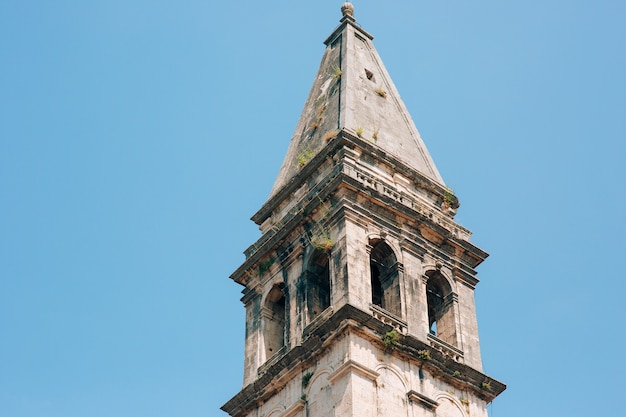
369 240 401 317
264 284 286 358
425 271 457 346
306 251 331 323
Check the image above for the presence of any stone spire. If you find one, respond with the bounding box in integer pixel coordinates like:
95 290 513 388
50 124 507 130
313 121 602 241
269 4 445 198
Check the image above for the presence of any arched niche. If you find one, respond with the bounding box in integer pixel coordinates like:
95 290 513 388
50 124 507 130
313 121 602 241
306 371 333 417
263 283 286 358
434 394 466 417
376 366 408 416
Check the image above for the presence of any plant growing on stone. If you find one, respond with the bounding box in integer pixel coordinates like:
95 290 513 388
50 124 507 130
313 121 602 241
382 329 400 351
443 187 455 206
417 349 431 361
307 198 335 252
322 129 340 142
312 233 334 252
372 128 379 141
374 88 387 98
302 371 314 388
331 65 342 80
452 370 461 377
356 127 364 137
297 148 315 167
259 258 275 275
481 381 492 391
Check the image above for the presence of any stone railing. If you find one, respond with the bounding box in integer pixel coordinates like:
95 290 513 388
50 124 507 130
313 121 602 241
370 304 407 334
427 333 464 362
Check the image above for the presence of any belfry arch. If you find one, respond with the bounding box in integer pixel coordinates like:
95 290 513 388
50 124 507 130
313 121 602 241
425 270 458 346
305 250 331 323
369 239 402 318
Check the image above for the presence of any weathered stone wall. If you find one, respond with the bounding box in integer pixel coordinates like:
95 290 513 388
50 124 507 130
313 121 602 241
341 204 484 371
238 330 489 417
241 191 485 385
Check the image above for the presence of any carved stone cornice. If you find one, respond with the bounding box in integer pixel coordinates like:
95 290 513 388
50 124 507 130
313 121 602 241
240 285 261 305
232 134 488 288
221 304 505 417
328 359 379 384
407 390 439 410
280 400 305 417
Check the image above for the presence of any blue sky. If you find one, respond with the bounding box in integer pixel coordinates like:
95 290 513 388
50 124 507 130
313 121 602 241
1 1 625 416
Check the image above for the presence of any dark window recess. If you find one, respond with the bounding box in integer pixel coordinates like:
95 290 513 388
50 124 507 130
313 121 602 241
306 252 331 323
369 239 401 317
264 284 286 357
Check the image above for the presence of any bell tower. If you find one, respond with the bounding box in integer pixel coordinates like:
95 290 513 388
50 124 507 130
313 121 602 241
222 3 505 417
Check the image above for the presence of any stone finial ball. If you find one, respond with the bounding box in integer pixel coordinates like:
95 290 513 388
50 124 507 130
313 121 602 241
341 2 354 17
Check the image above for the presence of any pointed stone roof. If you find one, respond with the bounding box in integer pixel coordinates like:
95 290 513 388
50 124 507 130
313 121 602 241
270 4 444 197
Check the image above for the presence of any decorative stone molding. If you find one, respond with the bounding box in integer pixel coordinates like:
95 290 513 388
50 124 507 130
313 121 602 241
260 306 276 320
240 285 261 305
328 360 379 384
222 305 506 417
234 150 486 289
349 163 471 241
280 400 305 417
407 390 439 411
422 269 457 294
446 292 459 305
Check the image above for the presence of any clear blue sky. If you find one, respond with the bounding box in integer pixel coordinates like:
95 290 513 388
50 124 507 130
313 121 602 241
1 1 625 416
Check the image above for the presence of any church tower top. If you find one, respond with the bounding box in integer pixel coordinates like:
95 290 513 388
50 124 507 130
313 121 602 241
223 5 505 417
267 2 445 202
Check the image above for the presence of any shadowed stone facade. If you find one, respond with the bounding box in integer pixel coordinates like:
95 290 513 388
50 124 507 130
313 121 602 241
222 4 505 417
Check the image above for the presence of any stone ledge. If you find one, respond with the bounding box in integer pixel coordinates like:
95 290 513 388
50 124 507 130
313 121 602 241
232 131 488 288
407 390 439 410
221 304 506 417
328 359 379 384
280 400 305 417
